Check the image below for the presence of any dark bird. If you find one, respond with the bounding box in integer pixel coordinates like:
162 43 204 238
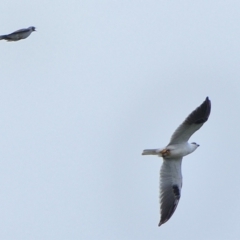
0 26 36 41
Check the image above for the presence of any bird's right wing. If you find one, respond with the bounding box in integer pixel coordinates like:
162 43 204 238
168 97 211 145
159 158 183 226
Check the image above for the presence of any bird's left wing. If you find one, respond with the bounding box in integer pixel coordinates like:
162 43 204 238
168 97 211 145
159 158 182 226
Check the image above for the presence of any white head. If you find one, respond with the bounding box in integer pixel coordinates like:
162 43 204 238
189 142 200 153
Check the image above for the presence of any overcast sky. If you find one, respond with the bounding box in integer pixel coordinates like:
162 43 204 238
0 1 240 239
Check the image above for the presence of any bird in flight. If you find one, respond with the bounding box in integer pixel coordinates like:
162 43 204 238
0 26 36 41
142 97 211 226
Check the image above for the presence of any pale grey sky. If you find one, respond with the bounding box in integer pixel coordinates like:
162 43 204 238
0 1 239 239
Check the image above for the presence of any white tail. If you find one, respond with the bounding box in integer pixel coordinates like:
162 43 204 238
142 149 159 155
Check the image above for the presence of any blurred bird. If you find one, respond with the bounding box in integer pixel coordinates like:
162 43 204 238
142 97 211 226
0 26 36 41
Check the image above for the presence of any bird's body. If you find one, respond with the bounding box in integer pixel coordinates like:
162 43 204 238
142 142 198 159
0 26 36 41
142 97 211 226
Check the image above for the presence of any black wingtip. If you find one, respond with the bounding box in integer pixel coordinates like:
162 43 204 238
205 96 210 104
158 216 165 227
158 184 181 227
205 96 211 105
186 97 211 125
198 97 211 123
158 219 165 227
158 217 171 227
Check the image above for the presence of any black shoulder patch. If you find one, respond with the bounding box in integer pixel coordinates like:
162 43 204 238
172 185 180 199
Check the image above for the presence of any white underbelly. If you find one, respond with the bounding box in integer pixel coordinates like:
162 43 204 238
168 144 192 158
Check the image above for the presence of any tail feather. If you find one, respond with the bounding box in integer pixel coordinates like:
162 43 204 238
142 149 159 155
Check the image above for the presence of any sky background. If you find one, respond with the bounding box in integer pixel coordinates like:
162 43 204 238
0 1 240 239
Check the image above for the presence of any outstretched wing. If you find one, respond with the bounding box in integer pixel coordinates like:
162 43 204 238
168 97 211 145
159 158 182 226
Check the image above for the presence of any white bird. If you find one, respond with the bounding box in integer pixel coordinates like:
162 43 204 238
142 97 211 226
0 26 36 41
